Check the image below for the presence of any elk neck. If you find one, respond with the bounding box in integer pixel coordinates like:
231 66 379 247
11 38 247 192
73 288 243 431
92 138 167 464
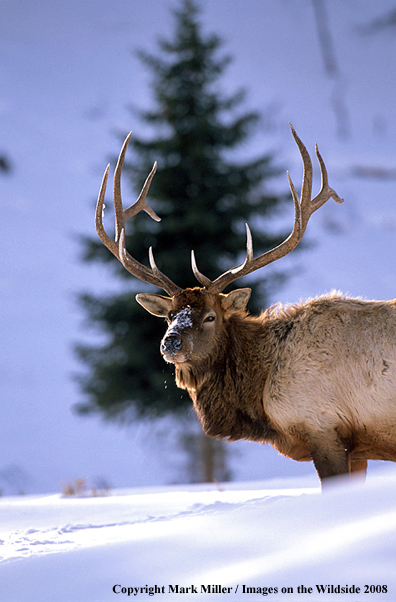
174 308 289 443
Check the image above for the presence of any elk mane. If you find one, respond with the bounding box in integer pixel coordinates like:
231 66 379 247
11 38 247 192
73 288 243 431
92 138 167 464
175 310 281 442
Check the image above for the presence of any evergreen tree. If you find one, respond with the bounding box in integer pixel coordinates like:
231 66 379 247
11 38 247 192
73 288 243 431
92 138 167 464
75 0 289 424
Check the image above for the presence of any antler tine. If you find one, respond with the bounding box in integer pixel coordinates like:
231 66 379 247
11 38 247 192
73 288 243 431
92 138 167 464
289 124 313 227
95 132 181 297
123 161 161 222
95 163 119 258
191 250 213 287
206 124 341 294
113 132 132 243
290 125 344 237
230 223 254 275
148 246 183 294
113 133 161 240
311 143 344 212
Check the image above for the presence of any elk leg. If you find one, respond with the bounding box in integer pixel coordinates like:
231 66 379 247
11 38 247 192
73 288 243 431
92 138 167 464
307 431 350 484
350 459 367 480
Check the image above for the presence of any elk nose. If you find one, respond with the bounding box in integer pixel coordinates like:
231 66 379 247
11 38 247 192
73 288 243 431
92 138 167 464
161 334 182 355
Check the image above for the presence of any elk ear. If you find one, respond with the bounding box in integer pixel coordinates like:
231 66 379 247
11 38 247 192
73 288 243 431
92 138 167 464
220 288 251 313
136 293 173 317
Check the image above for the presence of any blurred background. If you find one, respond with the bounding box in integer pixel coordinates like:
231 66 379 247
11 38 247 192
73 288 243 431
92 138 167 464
2 0 396 495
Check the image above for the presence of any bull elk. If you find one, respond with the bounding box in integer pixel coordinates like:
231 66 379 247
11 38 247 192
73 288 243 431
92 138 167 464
96 124 396 486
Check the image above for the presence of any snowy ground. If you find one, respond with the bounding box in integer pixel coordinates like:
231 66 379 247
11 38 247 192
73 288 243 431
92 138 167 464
1 470 395 602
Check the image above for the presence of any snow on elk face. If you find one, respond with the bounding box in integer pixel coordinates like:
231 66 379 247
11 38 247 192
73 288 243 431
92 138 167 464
143 290 218 364
134 286 252 366
135 287 251 366
161 306 194 363
160 301 222 364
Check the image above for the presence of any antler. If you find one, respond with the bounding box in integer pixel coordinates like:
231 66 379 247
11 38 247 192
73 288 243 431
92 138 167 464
97 126 343 298
95 132 181 296
192 123 344 294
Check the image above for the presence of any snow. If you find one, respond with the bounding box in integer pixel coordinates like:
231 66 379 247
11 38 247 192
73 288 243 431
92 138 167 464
168 307 194 334
1 472 395 601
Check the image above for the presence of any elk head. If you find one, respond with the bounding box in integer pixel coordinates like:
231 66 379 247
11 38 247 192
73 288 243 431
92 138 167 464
95 124 343 366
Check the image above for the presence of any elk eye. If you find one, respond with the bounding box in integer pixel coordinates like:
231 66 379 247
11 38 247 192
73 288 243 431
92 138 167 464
204 315 215 323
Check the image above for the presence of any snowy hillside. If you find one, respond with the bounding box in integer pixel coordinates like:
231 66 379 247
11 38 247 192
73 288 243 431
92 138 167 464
1 471 395 602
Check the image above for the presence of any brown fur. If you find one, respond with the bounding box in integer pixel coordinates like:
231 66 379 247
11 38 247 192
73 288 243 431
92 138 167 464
137 288 396 484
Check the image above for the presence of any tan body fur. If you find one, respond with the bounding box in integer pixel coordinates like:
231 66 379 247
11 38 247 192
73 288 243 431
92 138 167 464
262 293 396 471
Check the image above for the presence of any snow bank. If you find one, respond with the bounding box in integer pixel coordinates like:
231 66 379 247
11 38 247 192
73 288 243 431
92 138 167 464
0 471 394 601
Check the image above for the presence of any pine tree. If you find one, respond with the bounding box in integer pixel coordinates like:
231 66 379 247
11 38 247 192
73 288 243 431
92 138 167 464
75 0 289 426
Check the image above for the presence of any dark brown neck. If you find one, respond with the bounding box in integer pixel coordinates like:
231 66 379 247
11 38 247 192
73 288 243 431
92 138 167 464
175 314 278 443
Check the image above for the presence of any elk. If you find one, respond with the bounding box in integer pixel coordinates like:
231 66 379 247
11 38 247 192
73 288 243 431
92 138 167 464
96 123 396 485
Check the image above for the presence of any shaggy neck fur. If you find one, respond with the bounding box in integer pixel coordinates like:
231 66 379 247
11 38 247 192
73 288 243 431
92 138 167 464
175 310 288 443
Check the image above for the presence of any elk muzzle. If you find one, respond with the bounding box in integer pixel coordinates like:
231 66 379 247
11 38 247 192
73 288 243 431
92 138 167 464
160 307 194 363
